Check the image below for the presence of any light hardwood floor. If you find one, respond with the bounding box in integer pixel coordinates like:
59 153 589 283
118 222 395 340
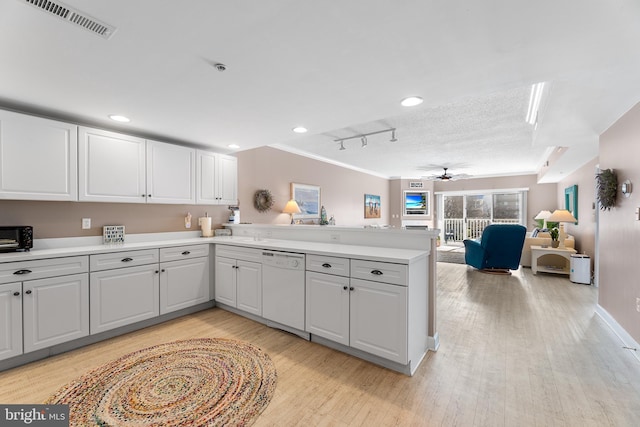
2 263 640 426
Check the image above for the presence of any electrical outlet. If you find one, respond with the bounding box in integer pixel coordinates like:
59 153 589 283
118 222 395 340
636 297 640 313
81 218 91 229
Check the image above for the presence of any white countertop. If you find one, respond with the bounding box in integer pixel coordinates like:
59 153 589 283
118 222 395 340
0 235 429 265
211 236 428 264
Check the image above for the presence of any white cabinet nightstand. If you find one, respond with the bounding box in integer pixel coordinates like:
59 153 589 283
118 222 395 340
531 245 577 276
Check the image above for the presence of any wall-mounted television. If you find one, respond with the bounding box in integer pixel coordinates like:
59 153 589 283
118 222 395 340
403 190 430 216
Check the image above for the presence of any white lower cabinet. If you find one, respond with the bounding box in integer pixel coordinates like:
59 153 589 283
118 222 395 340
306 272 408 364
160 255 210 315
23 273 89 353
215 257 262 316
349 278 407 364
90 264 160 334
0 282 22 361
236 261 262 315
215 245 262 316
0 256 90 361
305 271 350 346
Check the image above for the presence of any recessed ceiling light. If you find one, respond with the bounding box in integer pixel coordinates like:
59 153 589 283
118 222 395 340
292 126 308 133
400 96 423 107
228 144 240 149
109 114 130 122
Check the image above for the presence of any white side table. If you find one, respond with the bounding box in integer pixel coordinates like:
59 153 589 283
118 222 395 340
531 245 577 276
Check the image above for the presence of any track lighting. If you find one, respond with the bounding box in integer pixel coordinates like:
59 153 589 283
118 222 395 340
334 128 396 150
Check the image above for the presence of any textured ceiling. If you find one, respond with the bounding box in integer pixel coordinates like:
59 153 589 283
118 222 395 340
1 0 639 182
275 87 550 179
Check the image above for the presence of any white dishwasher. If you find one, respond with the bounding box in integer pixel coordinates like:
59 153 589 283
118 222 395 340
262 250 306 332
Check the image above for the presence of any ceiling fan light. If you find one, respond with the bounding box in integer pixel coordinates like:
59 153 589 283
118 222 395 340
339 141 346 150
390 130 397 142
361 136 367 148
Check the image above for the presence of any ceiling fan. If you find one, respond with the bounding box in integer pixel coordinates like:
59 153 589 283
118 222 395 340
424 167 471 181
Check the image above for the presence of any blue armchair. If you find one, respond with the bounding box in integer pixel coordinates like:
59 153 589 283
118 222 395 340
463 224 527 273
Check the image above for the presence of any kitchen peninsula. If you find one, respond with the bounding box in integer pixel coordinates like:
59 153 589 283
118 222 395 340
0 226 438 375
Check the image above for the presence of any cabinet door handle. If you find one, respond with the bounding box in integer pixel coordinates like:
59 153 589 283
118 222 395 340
148 194 152 198
322 263 332 268
142 194 146 198
13 269 32 275
161 269 166 273
25 290 32 295
349 287 355 291
121 257 133 262
182 251 191 255
13 291 20 296
343 286 348 290
371 269 383 276
155 270 159 274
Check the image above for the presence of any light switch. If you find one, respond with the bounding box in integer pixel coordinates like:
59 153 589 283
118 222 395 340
82 218 91 229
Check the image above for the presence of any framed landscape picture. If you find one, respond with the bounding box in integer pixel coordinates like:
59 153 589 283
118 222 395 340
291 183 320 219
364 194 381 218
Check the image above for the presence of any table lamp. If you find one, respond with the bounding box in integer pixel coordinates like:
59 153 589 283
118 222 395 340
283 199 301 224
547 209 577 249
534 210 552 230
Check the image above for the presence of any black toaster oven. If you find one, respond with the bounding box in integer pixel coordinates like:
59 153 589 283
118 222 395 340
0 226 33 252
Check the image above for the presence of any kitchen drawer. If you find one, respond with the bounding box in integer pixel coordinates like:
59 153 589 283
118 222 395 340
306 254 350 277
0 256 88 284
90 249 159 272
350 259 407 286
160 244 209 262
215 244 262 263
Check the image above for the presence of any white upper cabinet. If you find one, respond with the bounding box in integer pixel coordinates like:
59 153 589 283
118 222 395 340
79 127 146 203
146 140 195 204
0 109 78 201
79 128 196 204
196 150 237 205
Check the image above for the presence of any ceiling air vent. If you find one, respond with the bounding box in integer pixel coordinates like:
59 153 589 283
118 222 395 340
21 0 117 39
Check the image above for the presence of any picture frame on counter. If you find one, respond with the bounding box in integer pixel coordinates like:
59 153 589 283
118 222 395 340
291 182 320 219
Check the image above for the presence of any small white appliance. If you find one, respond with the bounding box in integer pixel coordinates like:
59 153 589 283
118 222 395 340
570 254 591 284
229 206 240 224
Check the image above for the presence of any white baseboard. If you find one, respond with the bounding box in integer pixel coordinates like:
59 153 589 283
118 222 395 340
595 304 640 363
428 332 440 351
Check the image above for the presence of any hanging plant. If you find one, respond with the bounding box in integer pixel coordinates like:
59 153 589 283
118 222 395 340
596 168 617 211
253 189 274 212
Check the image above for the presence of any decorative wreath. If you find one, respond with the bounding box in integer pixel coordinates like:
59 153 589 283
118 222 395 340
253 189 274 212
596 168 617 211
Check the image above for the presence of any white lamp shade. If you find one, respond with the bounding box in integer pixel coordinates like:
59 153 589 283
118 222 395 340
547 209 577 223
283 199 301 214
534 210 552 220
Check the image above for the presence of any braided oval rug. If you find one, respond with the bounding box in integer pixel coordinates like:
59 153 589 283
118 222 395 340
45 338 277 426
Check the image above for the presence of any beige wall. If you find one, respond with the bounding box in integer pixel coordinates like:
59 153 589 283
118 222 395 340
557 157 598 257
598 102 640 343
432 174 557 230
0 200 230 239
236 146 390 226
